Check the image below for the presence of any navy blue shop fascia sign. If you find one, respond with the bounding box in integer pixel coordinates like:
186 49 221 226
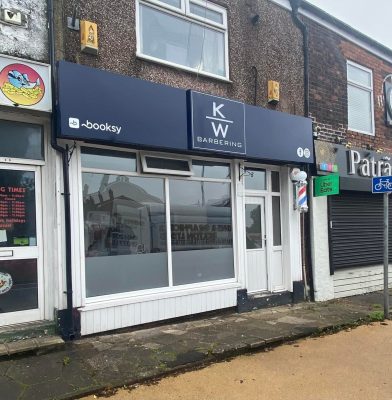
57 61 313 163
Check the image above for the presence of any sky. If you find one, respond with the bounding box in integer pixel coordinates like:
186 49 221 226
306 0 391 50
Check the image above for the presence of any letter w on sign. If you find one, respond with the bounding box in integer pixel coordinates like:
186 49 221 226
206 102 234 138
211 122 229 138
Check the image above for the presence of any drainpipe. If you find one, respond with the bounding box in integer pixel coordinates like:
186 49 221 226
289 0 314 301
289 0 309 116
48 0 76 340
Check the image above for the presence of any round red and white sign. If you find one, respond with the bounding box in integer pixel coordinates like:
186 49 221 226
0 272 13 295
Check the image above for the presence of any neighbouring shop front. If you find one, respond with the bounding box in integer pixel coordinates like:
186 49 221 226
56 61 313 335
312 140 392 301
0 55 57 328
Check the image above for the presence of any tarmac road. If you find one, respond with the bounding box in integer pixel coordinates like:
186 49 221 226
82 321 392 400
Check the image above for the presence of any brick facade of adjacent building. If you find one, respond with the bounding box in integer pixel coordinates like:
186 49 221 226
305 17 392 151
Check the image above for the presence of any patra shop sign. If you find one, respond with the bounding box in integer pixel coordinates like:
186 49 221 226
348 150 392 177
314 141 392 191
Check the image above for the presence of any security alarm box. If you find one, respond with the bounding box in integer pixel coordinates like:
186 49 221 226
80 20 98 55
268 80 280 104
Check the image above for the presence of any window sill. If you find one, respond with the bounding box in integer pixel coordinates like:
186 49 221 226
136 53 232 83
347 127 375 136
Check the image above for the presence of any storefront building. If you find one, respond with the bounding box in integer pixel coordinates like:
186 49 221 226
299 2 392 300
0 1 59 334
56 61 313 335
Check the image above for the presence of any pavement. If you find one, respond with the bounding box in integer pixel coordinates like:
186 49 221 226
0 291 388 400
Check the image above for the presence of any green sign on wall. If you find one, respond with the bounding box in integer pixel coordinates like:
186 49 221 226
314 174 340 197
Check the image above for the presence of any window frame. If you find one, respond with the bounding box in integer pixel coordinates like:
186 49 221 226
135 0 230 81
347 60 375 136
140 152 194 176
78 146 236 303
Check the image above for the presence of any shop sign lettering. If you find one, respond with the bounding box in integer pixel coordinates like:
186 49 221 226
314 174 339 197
348 150 392 178
0 272 13 295
168 223 232 247
0 185 27 229
191 91 246 155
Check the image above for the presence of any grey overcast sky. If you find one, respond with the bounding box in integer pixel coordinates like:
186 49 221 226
306 0 391 50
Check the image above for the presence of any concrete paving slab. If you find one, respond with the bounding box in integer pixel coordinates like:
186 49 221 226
0 293 384 400
0 375 24 399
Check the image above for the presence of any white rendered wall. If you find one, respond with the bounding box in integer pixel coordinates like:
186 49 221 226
0 0 48 62
310 190 334 301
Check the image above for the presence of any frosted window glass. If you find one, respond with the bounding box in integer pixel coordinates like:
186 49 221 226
0 120 43 160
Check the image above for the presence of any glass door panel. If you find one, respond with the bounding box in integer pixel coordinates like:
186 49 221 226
0 166 41 323
245 197 267 293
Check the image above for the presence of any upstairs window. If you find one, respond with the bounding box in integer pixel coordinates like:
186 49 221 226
347 61 374 135
136 0 228 80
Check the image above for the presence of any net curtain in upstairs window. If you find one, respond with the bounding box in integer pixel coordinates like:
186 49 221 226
139 3 226 78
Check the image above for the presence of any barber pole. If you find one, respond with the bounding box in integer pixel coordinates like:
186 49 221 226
296 183 308 212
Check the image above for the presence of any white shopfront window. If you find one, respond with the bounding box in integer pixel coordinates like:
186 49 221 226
80 147 235 300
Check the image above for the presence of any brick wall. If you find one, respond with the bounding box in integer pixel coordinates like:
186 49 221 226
55 0 305 116
305 17 392 152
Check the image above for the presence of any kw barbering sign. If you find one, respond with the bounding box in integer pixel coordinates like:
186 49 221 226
190 91 246 155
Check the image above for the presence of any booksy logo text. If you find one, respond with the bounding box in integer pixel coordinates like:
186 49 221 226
68 117 122 134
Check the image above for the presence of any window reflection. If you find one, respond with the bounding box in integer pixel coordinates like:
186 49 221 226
169 180 234 285
245 204 263 249
244 168 266 191
0 120 43 160
140 4 226 77
193 160 230 179
83 173 168 297
272 196 282 246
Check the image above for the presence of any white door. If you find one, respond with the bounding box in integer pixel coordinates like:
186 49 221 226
0 165 43 326
245 197 267 293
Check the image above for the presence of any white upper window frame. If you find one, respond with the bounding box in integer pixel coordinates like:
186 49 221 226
141 152 194 176
135 0 230 81
347 60 375 136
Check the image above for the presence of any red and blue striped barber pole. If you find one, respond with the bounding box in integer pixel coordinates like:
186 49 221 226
297 183 308 212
